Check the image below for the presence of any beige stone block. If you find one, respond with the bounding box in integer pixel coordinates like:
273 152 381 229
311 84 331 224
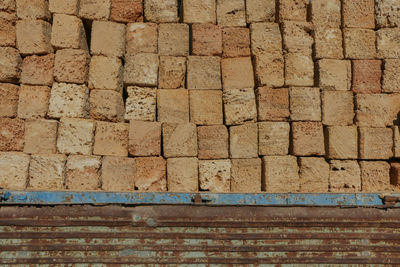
377 28 400 59
189 90 223 125
221 57 254 90
197 125 228 160
163 123 197 158
314 27 343 59
78 0 110 20
158 56 186 89
231 158 261 192
285 53 314 87
278 0 307 21
93 121 128 156
352 60 382 94
258 122 290 156
24 119 57 154
28 154 66 190
158 23 189 56
0 0 15 12
16 0 50 20
187 56 221 90
88 56 123 92
256 87 289 121
49 0 79 15
359 127 393 160
391 162 400 185
91 21 126 58
360 161 391 192
89 90 124 122
329 160 361 192
144 0 178 23
375 0 400 28
254 54 285 88
17 85 50 119
222 27 250 58
126 23 157 55
322 91 354 126
128 120 161 156
0 83 18 117
134 157 166 191
110 0 143 23
0 118 24 151
217 0 245 27
51 14 87 50
246 0 275 23
199 159 231 192
223 88 257 126
343 0 375 28
311 0 341 27
325 126 358 160
383 59 400 93
250 22 282 56
54 49 89 84
125 86 156 121
0 47 21 82
262 155 299 192
229 123 258 158
124 53 158 87
289 87 321 121
292 122 325 156
157 89 189 123
282 21 313 54
183 0 216 24
0 11 16 47
343 28 376 59
57 118 95 155
317 59 351 91
21 54 54 86
101 156 135 191
192 23 222 56
299 157 329 193
167 157 198 192
355 94 393 127
0 152 29 190
65 155 101 190
48 82 89 119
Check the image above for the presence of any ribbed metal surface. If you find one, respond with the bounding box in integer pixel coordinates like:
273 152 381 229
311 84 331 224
1 205 400 265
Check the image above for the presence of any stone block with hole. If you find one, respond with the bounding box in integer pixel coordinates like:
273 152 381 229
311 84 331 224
329 160 361 192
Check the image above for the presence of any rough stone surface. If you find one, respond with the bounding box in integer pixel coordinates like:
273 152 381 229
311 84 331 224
124 53 158 87
163 123 197 158
157 89 189 123
125 86 156 121
0 47 21 83
352 60 382 94
299 157 329 192
21 54 54 86
229 123 258 159
258 122 290 156
322 91 354 126
311 0 341 27
144 0 178 23
158 56 186 89
17 85 50 119
250 22 282 56
16 0 50 20
329 160 361 192
78 0 110 20
158 23 189 57
317 59 351 91
110 0 142 23
263 156 299 193
0 83 19 118
0 11 16 47
360 161 391 192
278 0 307 22
221 57 254 90
222 27 250 58
282 21 313 55
101 156 135 191
93 121 128 156
376 28 400 59
246 0 275 23
65 155 101 190
289 87 321 121
167 157 198 192
313 27 343 59
189 90 223 125
28 154 66 190
91 21 126 58
187 56 221 90
375 0 400 28
183 0 216 24
16 20 53 55
197 125 229 160
343 28 376 59
231 158 262 192
128 120 161 156
0 152 29 190
217 0 246 27
57 118 95 155
89 89 124 122
359 127 393 160
24 119 58 154
292 122 325 156
285 53 314 87
51 14 87 50
126 23 157 55
383 59 400 93
254 54 285 87
256 87 289 121
0 0 15 12
390 162 400 185
88 56 123 92
192 24 222 56
49 0 79 15
342 0 375 28
355 94 393 127
0 118 24 152
134 157 166 191
199 159 231 192
223 88 257 126
325 126 358 160
394 126 400 158
54 49 90 84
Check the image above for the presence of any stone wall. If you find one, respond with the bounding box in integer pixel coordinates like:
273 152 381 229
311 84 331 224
0 0 400 192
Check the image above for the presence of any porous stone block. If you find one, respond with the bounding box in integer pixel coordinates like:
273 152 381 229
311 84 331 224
314 27 343 59
93 121 129 156
229 123 258 158
258 122 290 156
222 27 250 58
88 56 123 92
377 28 400 59
217 0 245 27
321 91 354 126
250 22 282 57
383 59 400 93
57 118 95 155
124 53 158 87
221 57 254 90
163 123 197 158
16 0 50 20
231 158 262 192
157 89 189 123
91 21 126 58
254 54 285 87
391 162 400 185
289 87 321 121
167 157 198 192
144 0 178 23
134 157 166 191
183 0 216 24
223 88 257 125
263 155 299 192
352 60 381 94
375 0 400 28
54 49 90 84
299 157 329 192
78 0 110 20
355 94 393 127
189 90 223 125
197 125 228 159
256 87 289 121
0 83 18 117
0 0 15 12
126 23 157 55
282 21 313 54
125 86 156 121
342 0 375 29
278 0 307 22
285 53 314 86
28 154 66 190
394 126 400 158
359 127 393 160
110 0 142 23
128 120 161 156
17 85 50 119
49 0 79 15
292 122 325 156
343 28 376 59
192 24 222 56
199 159 231 192
0 152 29 190
187 56 221 90
24 119 58 154
325 126 358 160
317 59 351 91
360 161 391 192
311 0 341 27
158 23 189 57
65 155 101 190
158 56 186 89
51 14 87 50
0 118 24 151
101 156 135 191
246 0 275 23
48 83 89 119
21 54 54 86
0 47 21 82
0 11 16 47
89 90 124 122
329 160 361 192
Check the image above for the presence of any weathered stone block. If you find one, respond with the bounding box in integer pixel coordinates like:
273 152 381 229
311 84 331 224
322 91 354 126
163 123 197 158
352 60 381 94
278 0 307 21
199 159 231 192
17 85 50 119
0 0 15 12
189 90 223 125
360 161 391 192
383 59 400 93
282 21 313 54
343 28 376 59
93 121 128 156
0 47 21 82
258 122 290 156
24 119 58 154
158 56 186 89
299 157 329 192
124 53 158 87
128 120 161 156
329 160 361 192
285 53 314 86
101 156 135 191
192 24 222 56
57 118 95 155
167 157 198 192
256 87 289 121
317 59 351 91
125 86 156 121
110 0 142 23
91 21 125 58
262 155 299 192
0 11 16 47
0 118 24 151
187 56 221 90
88 56 123 92
144 0 178 23
222 27 250 58
78 0 110 20
231 158 262 192
292 122 325 156
126 23 157 55
250 22 282 56
223 88 257 125
359 127 393 160
197 125 228 159
254 54 285 87
28 154 66 190
342 0 375 28
0 152 29 190
65 155 101 190
0 83 18 117
314 27 343 59
325 126 357 160
134 157 166 191
377 28 400 59
158 23 189 57
49 0 79 15
54 49 90 84
21 54 54 86
375 0 400 28
51 14 87 50
391 162 400 185
229 123 258 159
217 0 246 27
157 89 189 123
394 126 400 158
289 87 321 121
246 0 275 23
16 0 50 20
355 94 393 127
89 90 124 122
221 57 254 90
183 0 216 24
311 0 341 27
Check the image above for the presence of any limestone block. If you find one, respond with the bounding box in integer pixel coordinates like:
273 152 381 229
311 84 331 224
91 21 126 58
128 120 161 156
167 157 198 192
158 56 186 89
0 0 15 12
216 0 246 27
222 27 250 58
88 56 123 92
229 123 258 159
352 60 381 94
342 0 375 28
157 89 189 123
221 57 254 90
158 23 189 56
223 88 257 126
231 158 262 192
192 24 222 56
163 123 197 158
189 90 223 125
311 0 341 27
28 154 66 190
0 118 24 151
262 155 299 193
278 0 307 21
256 87 289 121
321 91 354 126
187 56 221 90
21 54 54 86
0 83 18 117
134 157 166 191
299 157 329 192
329 160 361 192
124 53 158 87
17 85 50 119
355 94 393 127
101 156 135 191
16 20 53 55
65 155 101 190
199 159 231 192
78 0 110 20
394 126 400 158
125 86 156 121
126 23 157 55
285 53 314 86
49 0 79 15
0 11 16 47
93 121 129 156
258 122 290 156
57 118 95 155
375 0 400 28
0 152 29 190
0 47 21 82
89 89 124 122
289 87 321 121
383 59 400 93
317 59 351 91
250 22 282 56
343 28 376 59
360 161 391 192
325 126 358 159
51 14 87 50
282 21 313 55
16 0 50 20
246 0 275 23
254 54 285 87
377 28 400 59
314 27 343 59
390 162 400 185
359 127 393 160
197 125 229 160
54 49 90 84
24 119 58 154
144 0 178 23
183 0 216 24
292 121 325 156
110 0 142 23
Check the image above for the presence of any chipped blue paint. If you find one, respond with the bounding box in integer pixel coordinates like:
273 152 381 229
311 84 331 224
0 191 396 206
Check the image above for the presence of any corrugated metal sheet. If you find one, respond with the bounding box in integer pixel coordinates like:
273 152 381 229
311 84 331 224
1 205 400 265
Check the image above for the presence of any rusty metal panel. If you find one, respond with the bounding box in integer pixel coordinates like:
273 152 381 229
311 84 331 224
1 205 400 265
